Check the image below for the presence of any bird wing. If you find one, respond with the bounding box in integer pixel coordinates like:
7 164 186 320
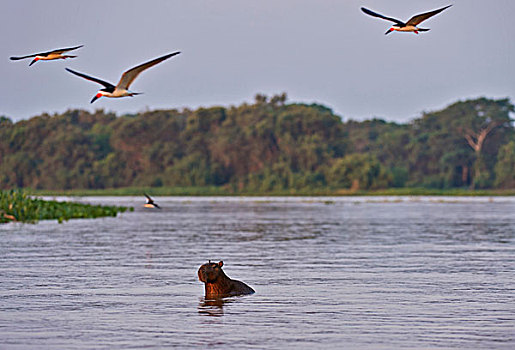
65 68 115 90
10 45 83 60
116 51 181 90
48 45 84 55
10 53 38 60
406 5 452 26
361 7 405 26
144 193 153 203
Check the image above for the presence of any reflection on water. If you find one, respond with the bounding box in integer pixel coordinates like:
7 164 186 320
1 196 514 349
198 297 241 317
198 297 225 317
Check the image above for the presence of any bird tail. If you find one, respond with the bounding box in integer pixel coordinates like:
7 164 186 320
63 55 77 59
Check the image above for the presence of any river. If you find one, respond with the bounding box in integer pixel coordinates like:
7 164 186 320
1 196 514 349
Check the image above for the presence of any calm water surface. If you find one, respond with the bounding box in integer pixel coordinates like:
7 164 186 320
1 196 514 349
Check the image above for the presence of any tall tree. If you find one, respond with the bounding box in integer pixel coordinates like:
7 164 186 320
451 98 513 187
413 98 514 188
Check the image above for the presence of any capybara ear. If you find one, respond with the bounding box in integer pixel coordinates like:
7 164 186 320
218 261 223 267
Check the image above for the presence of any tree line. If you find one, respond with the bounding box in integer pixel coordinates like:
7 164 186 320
0 94 514 192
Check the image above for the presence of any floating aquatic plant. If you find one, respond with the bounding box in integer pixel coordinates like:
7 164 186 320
0 189 130 224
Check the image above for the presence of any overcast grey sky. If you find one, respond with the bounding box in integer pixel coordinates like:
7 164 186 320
1 0 514 122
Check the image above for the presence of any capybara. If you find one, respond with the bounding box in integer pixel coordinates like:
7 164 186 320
198 261 255 298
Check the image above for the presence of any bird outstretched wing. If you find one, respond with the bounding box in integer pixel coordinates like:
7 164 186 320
116 51 181 90
361 7 405 26
10 54 37 60
406 5 452 26
48 45 84 55
65 68 115 90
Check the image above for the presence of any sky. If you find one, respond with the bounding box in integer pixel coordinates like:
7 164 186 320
1 0 514 123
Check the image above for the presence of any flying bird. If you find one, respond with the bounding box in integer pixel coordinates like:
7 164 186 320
361 5 452 35
143 193 161 209
65 51 180 103
10 45 83 66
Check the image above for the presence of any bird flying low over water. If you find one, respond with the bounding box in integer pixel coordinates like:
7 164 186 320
144 194 161 209
361 5 452 35
10 45 84 66
65 51 180 103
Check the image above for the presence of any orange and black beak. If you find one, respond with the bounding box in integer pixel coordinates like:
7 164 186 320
90 93 102 104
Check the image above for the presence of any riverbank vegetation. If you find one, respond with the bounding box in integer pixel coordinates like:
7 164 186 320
27 187 515 197
0 190 130 223
1 94 513 193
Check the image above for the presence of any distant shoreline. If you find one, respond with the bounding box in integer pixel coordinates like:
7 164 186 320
26 187 515 197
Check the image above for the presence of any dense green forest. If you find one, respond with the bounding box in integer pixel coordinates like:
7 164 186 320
0 94 514 193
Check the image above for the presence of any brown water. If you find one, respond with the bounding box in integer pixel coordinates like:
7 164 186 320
1 196 514 349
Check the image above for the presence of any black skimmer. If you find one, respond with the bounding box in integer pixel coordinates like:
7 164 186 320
143 194 161 209
361 5 452 35
65 51 180 103
10 45 83 66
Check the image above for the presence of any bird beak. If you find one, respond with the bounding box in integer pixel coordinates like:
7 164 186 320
29 58 38 66
385 28 394 35
90 93 102 104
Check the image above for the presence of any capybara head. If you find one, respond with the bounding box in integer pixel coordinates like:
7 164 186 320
198 260 224 283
